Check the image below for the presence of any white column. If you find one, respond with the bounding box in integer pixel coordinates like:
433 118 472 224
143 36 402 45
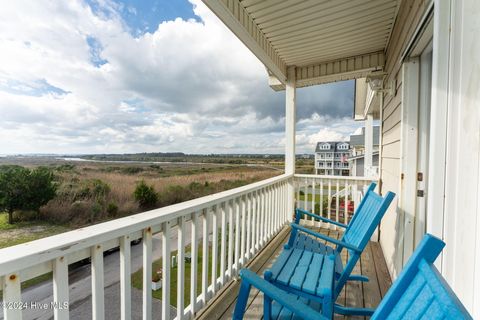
285 66 296 175
285 66 296 220
364 114 373 176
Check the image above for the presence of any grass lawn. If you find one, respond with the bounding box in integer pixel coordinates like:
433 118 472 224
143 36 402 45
0 212 72 298
131 244 220 308
0 212 71 249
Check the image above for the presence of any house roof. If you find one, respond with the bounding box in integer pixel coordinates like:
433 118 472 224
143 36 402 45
315 141 350 153
202 0 400 89
350 126 380 147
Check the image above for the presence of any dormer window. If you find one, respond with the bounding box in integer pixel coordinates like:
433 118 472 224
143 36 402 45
338 143 349 150
320 144 330 150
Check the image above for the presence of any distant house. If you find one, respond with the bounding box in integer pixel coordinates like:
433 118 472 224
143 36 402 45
314 142 350 176
349 126 380 176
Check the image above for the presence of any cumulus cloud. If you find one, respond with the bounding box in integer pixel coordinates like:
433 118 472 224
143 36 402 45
0 0 359 154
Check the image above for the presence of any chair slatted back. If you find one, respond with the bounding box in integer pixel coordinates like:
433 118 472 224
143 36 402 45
372 234 472 320
334 184 395 297
342 189 389 250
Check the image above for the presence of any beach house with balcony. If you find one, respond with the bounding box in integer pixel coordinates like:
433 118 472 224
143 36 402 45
314 142 350 176
1 0 479 319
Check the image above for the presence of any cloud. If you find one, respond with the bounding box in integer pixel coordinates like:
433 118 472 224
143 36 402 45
0 0 358 154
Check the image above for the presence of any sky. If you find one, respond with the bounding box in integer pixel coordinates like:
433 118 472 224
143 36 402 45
0 0 362 155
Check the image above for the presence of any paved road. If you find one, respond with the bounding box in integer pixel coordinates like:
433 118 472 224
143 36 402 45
2 222 194 320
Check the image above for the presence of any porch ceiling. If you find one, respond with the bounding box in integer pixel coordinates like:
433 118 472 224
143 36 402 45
203 0 399 90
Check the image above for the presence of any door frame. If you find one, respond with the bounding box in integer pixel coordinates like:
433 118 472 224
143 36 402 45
400 12 434 265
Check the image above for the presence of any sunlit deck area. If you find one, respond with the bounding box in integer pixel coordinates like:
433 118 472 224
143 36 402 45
197 226 391 320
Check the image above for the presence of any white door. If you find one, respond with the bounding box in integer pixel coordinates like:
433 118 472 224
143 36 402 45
400 17 433 263
414 42 433 247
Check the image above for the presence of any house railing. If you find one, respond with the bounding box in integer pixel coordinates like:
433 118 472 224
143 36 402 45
0 174 292 320
293 174 377 228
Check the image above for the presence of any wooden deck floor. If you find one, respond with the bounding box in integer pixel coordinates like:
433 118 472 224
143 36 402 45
196 226 392 320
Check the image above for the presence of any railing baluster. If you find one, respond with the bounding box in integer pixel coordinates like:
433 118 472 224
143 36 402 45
270 186 275 235
177 216 186 320
142 228 152 320
91 244 105 320
275 184 280 231
303 179 307 216
311 179 317 227
320 179 324 227
278 184 282 227
234 198 241 275
267 188 271 240
327 179 332 229
240 195 246 266
246 193 252 260
53 256 69 320
336 179 340 228
2 273 22 320
211 206 219 294
296 180 300 209
284 182 288 223
201 210 210 305
220 202 227 285
345 180 350 225
227 201 234 279
254 191 259 253
162 221 171 320
190 213 199 316
260 189 266 246
120 235 131 320
280 183 287 226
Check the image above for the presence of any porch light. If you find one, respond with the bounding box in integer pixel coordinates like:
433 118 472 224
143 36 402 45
366 72 395 96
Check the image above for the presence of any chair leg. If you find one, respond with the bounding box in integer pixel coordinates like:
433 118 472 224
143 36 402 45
233 280 252 320
264 295 272 320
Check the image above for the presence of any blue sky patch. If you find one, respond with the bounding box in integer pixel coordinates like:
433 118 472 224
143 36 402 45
0 79 69 97
86 36 108 67
87 0 200 36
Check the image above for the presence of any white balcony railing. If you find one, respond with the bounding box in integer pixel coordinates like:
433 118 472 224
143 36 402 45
294 174 377 228
0 173 376 320
0 174 291 320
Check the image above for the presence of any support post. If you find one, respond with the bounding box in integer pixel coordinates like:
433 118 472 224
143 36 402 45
364 114 374 176
285 66 296 220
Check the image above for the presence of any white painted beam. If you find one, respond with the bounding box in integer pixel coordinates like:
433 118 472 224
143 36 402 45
270 51 385 91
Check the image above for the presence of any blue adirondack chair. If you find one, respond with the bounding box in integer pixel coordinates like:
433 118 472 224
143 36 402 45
278 183 395 315
233 234 473 320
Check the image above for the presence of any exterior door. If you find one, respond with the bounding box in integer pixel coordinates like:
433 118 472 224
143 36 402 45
414 42 432 247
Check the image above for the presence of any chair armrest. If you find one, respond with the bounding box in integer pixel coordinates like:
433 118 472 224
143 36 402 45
290 223 361 253
296 208 348 229
233 269 328 320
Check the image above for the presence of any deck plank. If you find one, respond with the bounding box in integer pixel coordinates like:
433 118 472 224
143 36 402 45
370 241 392 298
198 227 392 320
361 243 382 310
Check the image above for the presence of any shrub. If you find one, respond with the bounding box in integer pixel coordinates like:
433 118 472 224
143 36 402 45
121 167 144 175
0 165 56 223
107 202 119 216
77 179 110 200
134 181 158 209
55 164 76 172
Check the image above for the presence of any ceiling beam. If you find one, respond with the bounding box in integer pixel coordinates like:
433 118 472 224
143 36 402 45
268 51 385 91
202 0 287 82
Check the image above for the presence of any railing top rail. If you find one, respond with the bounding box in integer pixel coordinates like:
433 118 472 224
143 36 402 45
0 173 292 277
294 174 378 181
